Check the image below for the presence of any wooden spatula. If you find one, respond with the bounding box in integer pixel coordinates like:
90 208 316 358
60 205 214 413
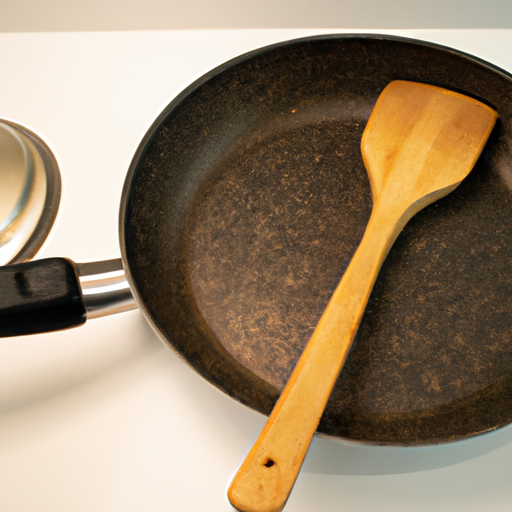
228 80 497 512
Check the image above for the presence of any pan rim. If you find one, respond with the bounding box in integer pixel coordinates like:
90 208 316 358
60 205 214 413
119 33 512 445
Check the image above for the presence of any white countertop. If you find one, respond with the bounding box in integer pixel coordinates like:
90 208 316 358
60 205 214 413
1 29 512 512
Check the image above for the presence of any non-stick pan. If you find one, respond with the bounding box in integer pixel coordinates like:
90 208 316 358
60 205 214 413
2 34 512 445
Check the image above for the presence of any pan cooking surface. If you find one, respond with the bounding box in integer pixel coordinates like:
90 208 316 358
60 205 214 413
122 34 512 444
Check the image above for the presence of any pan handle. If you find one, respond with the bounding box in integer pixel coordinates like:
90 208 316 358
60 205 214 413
0 258 137 337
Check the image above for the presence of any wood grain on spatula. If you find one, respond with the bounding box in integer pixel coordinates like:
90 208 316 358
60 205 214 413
228 80 497 512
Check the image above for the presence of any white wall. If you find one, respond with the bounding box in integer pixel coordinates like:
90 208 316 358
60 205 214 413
0 0 511 32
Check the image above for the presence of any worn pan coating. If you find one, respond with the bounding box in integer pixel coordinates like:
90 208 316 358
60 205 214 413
120 34 512 445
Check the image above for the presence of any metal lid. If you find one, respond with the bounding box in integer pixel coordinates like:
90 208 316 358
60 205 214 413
0 120 61 265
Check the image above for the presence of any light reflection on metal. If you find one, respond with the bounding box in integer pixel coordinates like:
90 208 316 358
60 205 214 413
77 259 137 319
0 120 61 265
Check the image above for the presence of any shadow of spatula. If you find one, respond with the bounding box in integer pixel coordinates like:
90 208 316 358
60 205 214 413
228 80 498 512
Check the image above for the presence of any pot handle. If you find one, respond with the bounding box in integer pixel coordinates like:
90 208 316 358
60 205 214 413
0 257 137 337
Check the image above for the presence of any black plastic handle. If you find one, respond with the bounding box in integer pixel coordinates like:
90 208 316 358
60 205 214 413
0 258 86 337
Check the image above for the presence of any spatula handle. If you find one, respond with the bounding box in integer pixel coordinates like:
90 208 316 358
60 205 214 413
228 204 404 512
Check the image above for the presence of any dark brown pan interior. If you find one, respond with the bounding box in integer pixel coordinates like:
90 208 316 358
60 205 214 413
122 34 512 445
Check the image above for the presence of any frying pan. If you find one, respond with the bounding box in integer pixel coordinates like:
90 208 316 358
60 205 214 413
2 34 512 446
